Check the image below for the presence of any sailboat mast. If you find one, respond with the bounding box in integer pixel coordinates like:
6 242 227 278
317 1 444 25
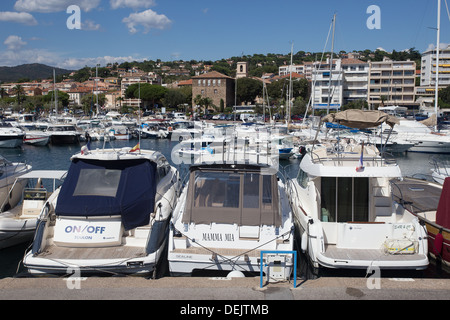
288 42 294 124
53 69 58 115
435 0 441 132
327 13 336 115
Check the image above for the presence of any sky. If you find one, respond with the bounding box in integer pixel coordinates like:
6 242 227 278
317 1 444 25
0 0 449 70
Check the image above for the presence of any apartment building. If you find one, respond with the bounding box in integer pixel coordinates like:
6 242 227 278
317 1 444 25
311 59 343 111
420 44 450 87
367 57 416 108
279 64 305 77
341 58 369 105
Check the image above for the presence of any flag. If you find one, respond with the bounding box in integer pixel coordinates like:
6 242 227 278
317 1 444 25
356 142 365 172
130 143 140 153
356 141 365 172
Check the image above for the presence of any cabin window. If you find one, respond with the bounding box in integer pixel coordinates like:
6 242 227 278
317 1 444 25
243 173 259 209
296 169 308 189
320 177 368 222
73 168 121 197
193 172 240 208
184 170 281 226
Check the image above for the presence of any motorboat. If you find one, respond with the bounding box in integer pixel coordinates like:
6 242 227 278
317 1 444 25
168 152 294 279
47 124 81 145
0 156 32 213
109 125 131 140
382 119 450 154
287 110 429 274
0 170 66 249
391 177 450 271
430 156 450 185
20 124 51 146
0 121 25 148
23 146 179 276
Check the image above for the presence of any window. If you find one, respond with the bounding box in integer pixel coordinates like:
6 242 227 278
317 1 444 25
320 177 368 222
73 169 121 197
296 169 308 188
243 173 259 209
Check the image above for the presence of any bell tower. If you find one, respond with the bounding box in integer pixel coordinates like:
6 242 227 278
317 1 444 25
236 61 248 79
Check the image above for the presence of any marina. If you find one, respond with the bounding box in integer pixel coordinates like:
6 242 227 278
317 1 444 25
0 116 449 285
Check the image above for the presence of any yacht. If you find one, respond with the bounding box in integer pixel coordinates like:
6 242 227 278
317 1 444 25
383 119 450 154
21 124 51 146
0 156 31 213
0 121 25 148
287 110 429 274
0 170 66 249
23 146 179 276
168 151 294 278
47 124 81 145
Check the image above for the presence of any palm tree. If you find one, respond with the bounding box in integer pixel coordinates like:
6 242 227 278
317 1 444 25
12 85 25 105
0 88 7 99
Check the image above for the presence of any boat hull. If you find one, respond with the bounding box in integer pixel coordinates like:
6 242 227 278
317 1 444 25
0 218 37 249
0 135 24 148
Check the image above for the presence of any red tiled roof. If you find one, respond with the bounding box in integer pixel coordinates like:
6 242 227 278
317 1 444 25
192 71 233 79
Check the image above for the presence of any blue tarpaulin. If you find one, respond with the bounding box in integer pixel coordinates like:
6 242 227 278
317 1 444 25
55 158 157 230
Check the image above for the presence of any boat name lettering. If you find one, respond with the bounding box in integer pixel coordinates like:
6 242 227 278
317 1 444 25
393 224 413 230
64 225 106 234
202 233 235 242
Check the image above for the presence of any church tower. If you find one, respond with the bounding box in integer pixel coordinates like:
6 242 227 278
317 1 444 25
236 61 248 79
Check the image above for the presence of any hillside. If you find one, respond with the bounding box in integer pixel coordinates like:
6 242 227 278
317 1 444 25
0 63 73 83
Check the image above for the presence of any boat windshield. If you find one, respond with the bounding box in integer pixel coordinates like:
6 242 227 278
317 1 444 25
183 169 281 226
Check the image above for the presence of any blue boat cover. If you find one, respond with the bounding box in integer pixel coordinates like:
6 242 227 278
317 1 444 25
55 158 157 230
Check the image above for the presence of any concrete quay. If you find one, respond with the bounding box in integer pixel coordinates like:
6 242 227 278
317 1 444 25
0 275 448 301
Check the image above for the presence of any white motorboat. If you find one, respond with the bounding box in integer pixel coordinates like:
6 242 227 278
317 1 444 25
0 170 66 249
0 121 25 148
384 119 450 154
20 124 51 146
47 124 81 145
0 156 32 213
168 153 294 279
287 110 429 274
430 156 450 185
109 125 131 140
23 146 179 276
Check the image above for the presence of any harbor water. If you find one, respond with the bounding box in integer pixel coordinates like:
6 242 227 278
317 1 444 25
1 137 449 279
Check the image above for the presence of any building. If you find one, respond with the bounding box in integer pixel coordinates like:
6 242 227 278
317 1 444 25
420 44 450 87
279 64 305 77
367 57 416 108
191 71 235 109
341 58 369 105
311 59 343 111
236 62 248 79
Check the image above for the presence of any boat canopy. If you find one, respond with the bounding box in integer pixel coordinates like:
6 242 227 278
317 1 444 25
55 158 157 230
182 165 281 227
322 110 399 129
436 177 450 230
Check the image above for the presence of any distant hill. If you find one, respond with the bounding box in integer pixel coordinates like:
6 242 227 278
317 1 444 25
0 63 73 83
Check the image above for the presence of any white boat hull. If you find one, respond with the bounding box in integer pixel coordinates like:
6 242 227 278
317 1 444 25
0 216 37 249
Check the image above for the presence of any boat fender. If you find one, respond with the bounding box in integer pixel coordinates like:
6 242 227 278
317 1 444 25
434 230 444 256
301 232 308 252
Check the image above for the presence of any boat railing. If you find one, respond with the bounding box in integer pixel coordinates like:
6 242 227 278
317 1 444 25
311 151 397 167
389 179 424 215
430 156 450 176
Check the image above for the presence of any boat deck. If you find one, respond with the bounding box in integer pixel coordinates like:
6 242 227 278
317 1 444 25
390 178 442 213
323 245 426 262
37 244 146 260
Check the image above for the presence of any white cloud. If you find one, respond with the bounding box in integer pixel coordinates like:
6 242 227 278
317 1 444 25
82 20 101 31
122 9 171 34
0 11 37 25
4 35 27 51
13 0 101 13
110 0 156 10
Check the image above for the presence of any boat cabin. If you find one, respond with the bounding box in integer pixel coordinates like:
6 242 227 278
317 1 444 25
182 164 281 227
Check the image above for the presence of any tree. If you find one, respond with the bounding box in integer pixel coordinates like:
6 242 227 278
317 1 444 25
236 77 263 105
12 85 25 105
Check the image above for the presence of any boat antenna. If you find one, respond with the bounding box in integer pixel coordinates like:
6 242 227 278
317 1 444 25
138 81 142 154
